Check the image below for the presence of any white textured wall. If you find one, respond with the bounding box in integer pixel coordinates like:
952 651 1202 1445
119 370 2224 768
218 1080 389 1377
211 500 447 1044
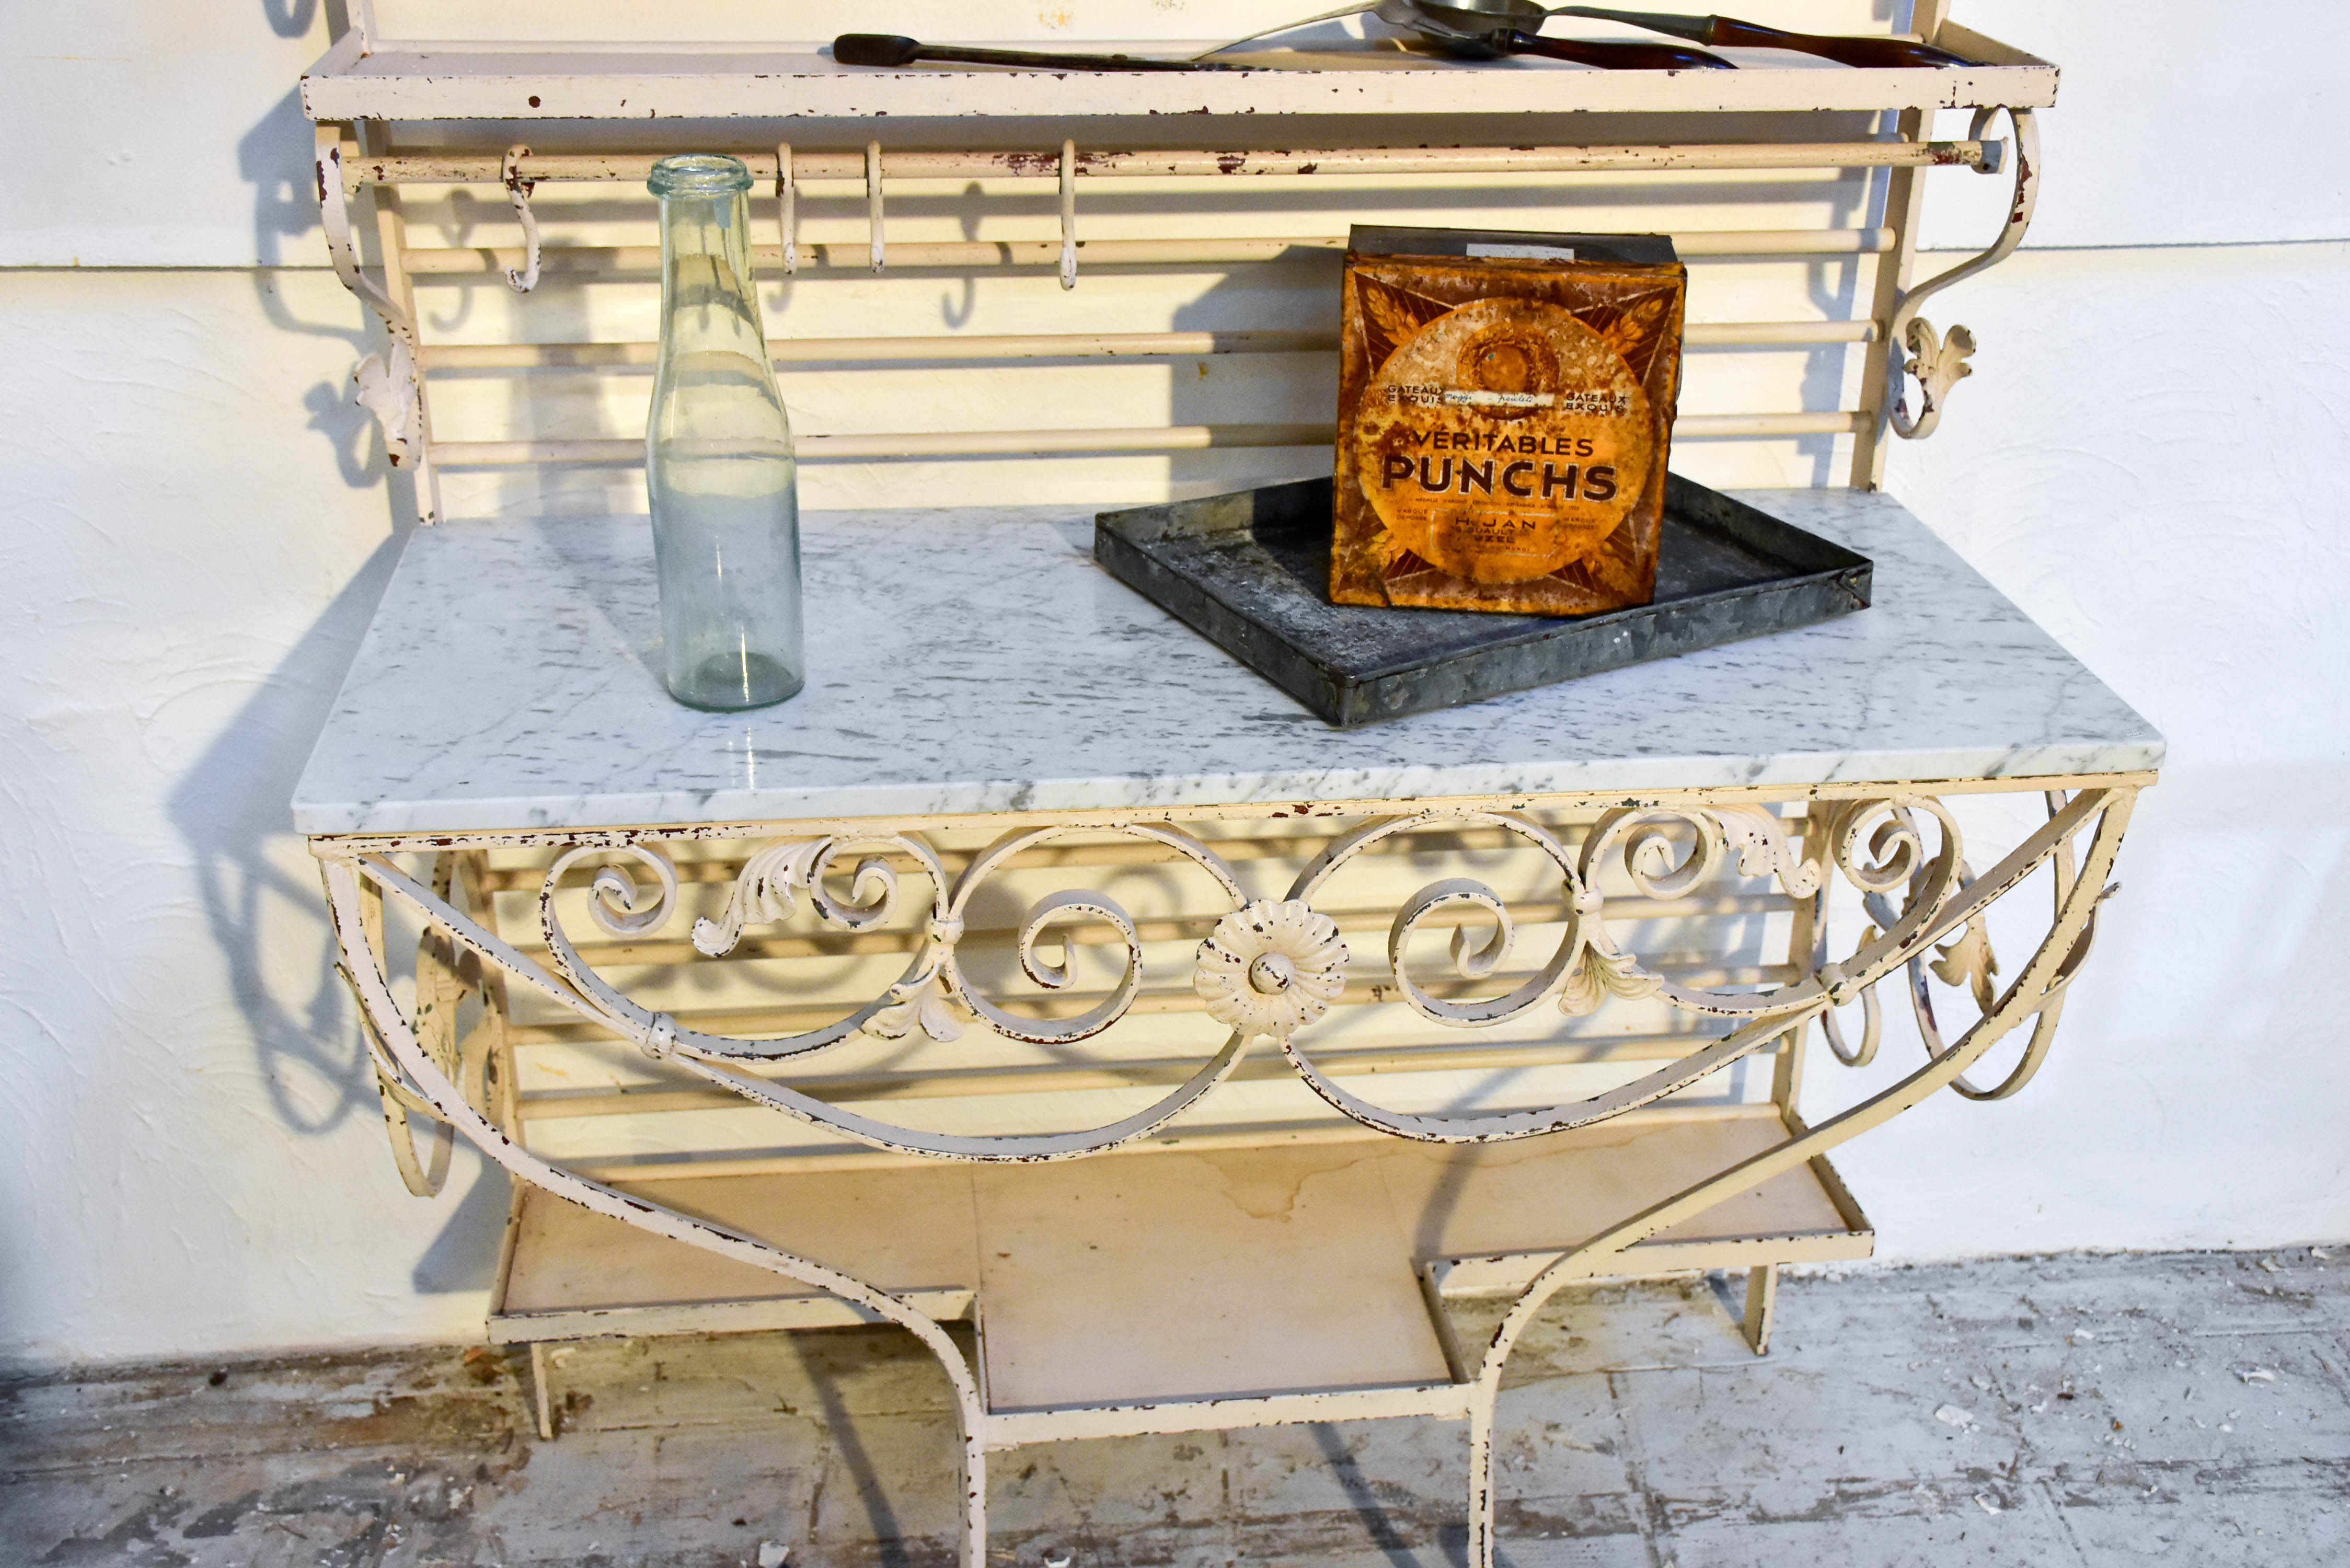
1 4 2344 1364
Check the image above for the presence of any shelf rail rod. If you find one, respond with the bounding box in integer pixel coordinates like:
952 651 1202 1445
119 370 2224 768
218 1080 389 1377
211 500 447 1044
400 227 1896 276
429 412 1862 466
342 140 1995 187
419 320 1873 370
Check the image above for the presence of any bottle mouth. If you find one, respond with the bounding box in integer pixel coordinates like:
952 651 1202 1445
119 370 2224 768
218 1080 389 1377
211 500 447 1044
648 153 753 198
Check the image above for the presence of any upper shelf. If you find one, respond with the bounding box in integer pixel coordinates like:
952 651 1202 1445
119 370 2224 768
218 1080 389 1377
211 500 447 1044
301 23 2055 124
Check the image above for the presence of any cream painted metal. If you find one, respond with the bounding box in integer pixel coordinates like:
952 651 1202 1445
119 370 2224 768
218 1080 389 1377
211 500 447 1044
295 12 2127 1566
318 778 2139 1568
296 490 2157 1568
297 25 2056 122
307 2 2043 524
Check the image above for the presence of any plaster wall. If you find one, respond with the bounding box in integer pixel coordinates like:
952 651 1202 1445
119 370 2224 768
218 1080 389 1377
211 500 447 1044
0 3 2344 1364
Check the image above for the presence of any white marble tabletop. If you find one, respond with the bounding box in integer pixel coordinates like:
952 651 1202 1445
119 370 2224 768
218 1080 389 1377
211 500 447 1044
292 490 2162 836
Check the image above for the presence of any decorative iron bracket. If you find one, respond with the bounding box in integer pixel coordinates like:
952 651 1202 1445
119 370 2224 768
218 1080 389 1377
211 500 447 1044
1890 105 2040 440
315 125 433 508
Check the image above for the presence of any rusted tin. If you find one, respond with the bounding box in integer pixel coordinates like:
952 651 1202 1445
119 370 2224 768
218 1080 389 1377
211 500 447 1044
1330 226 1687 616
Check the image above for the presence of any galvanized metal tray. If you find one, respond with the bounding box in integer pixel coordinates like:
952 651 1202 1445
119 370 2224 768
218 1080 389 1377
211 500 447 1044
1094 474 1872 727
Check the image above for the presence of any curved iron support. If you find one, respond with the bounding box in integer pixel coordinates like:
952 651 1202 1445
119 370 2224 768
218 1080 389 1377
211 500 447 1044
317 785 2136 1568
1929 790 2114 1100
1888 105 2040 440
1463 784 2134 1566
314 126 410 340
321 854 993 1568
349 982 453 1196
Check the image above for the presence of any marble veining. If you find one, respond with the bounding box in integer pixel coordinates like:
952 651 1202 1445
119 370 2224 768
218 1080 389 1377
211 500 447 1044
292 490 2163 835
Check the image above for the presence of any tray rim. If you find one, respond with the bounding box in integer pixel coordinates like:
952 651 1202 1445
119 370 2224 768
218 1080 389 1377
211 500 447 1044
1094 474 1873 725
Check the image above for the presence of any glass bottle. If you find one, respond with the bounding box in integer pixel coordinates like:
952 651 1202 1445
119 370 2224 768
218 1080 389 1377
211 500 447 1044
645 153 803 710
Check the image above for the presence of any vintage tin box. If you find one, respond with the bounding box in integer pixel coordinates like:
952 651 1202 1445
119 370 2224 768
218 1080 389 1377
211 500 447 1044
1330 226 1687 616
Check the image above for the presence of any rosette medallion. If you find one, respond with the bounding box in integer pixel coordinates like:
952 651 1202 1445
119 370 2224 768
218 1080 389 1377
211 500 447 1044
1193 899 1349 1041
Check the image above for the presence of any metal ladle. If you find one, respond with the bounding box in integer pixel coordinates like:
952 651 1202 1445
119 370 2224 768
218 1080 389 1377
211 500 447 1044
1198 0 1729 67
1443 2 1977 67
1391 0 1732 67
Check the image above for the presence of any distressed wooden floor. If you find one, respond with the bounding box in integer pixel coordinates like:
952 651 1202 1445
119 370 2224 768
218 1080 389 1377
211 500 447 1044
4 1250 2346 1566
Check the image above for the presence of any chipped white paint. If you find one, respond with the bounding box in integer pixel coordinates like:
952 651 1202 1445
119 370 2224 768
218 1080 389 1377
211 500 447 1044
318 781 2140 1568
1194 899 1349 1040
296 36 2061 123
498 144 542 294
9 11 2350 1404
1888 106 2038 440
307 26 2044 523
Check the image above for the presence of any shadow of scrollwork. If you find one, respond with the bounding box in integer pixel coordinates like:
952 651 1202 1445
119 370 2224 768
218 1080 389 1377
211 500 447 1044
166 536 400 1140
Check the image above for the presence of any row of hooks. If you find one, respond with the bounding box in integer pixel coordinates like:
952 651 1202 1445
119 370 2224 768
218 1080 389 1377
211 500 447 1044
501 139 1084 296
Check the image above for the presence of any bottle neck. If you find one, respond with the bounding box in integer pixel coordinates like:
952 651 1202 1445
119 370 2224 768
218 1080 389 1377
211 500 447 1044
656 191 763 355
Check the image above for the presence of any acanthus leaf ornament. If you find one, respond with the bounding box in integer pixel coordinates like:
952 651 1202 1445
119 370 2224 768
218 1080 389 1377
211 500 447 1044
1558 929 1661 1017
867 913 972 1043
867 969 969 1044
1194 900 1347 1041
1713 804 1824 898
1894 317 1976 441
1928 861 2001 1014
1594 803 1818 903
352 337 419 470
694 837 900 956
1885 106 2038 444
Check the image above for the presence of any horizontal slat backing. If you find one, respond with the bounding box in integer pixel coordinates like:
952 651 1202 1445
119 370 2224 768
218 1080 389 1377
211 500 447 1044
332 105 1982 509
398 810 1806 1168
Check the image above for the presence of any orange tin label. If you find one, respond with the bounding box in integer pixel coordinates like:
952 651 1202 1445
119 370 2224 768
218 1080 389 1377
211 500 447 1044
1330 231 1685 616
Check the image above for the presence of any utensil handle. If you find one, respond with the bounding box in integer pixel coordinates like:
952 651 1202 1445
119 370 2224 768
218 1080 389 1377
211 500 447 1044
839 35 1251 71
1504 30 1733 68
1703 17 1974 67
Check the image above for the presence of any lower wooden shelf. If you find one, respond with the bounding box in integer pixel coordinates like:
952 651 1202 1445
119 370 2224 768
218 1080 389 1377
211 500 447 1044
491 1106 1871 1419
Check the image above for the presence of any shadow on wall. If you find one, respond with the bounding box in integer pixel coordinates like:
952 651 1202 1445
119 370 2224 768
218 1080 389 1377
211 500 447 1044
154 0 512 1297
182 0 1914 1299
172 0 395 1155
158 465 516 1294
161 537 393 1131
243 0 351 266
239 0 386 484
